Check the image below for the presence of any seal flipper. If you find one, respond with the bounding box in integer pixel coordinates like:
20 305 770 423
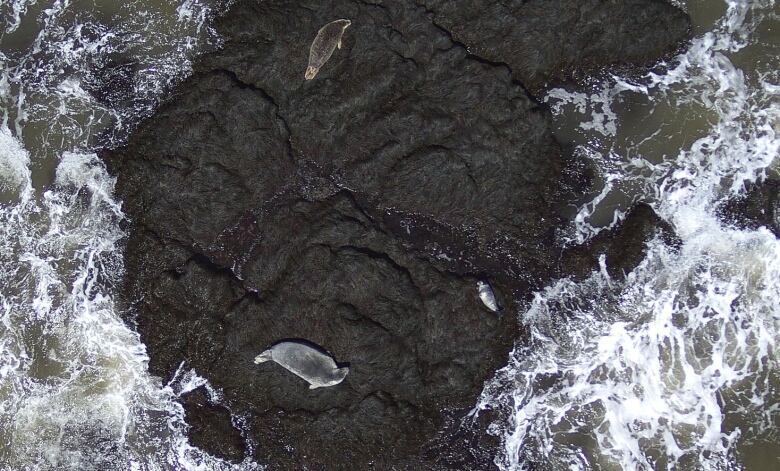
308 384 320 390
253 350 273 364
337 39 342 49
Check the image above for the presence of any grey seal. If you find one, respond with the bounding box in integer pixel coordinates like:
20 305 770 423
476 280 501 312
254 340 349 389
305 19 351 80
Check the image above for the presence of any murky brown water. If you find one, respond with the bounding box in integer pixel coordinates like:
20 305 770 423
0 1 242 469
479 0 780 469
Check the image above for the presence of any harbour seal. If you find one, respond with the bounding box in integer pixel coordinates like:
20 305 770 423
254 340 349 389
305 19 351 80
476 280 501 312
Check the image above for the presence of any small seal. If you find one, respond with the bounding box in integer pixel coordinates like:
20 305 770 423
254 340 349 389
476 280 501 312
305 19 352 80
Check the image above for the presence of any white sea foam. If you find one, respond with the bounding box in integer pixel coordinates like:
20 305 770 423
480 0 780 469
0 0 251 469
0 0 36 33
0 124 31 199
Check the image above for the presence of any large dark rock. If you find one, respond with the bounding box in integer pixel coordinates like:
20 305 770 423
103 0 689 468
421 0 691 92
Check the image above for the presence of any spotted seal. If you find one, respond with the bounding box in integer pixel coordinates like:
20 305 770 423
476 280 501 312
305 19 351 80
254 340 349 389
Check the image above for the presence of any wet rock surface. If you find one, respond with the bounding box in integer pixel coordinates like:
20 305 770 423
103 0 689 468
718 178 780 237
421 0 691 92
562 203 681 281
182 387 246 463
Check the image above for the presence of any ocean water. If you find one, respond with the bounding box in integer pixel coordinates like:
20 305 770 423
477 0 780 469
0 1 256 469
0 0 777 470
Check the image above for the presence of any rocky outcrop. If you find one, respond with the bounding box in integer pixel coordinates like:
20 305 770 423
182 387 246 463
562 203 681 280
420 0 691 92
103 0 689 468
718 178 780 237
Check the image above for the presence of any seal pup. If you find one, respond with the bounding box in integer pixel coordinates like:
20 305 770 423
305 19 351 80
254 340 349 389
476 280 502 312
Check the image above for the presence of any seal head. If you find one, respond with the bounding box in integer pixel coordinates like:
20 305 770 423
254 340 349 389
305 19 351 80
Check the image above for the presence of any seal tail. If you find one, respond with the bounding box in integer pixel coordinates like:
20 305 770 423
253 350 273 364
305 66 319 80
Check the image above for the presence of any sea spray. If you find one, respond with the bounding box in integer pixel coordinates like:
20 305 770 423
478 0 780 469
0 0 255 469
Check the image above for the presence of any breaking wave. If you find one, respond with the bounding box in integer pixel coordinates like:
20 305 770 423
479 0 780 469
0 1 257 469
